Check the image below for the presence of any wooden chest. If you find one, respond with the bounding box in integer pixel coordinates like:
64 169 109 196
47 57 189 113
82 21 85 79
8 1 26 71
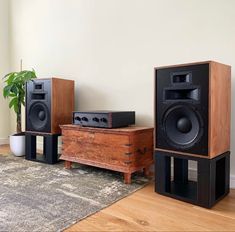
60 125 154 184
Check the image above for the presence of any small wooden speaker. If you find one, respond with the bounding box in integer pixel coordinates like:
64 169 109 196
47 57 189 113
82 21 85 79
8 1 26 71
155 61 231 158
26 77 75 134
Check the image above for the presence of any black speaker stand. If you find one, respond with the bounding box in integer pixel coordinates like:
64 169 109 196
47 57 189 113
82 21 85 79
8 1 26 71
25 131 61 164
155 151 230 208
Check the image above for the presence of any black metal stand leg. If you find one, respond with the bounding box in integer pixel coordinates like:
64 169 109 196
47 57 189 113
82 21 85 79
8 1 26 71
25 134 36 160
197 158 211 207
155 152 171 193
44 134 58 164
43 136 47 157
224 154 230 195
174 158 188 184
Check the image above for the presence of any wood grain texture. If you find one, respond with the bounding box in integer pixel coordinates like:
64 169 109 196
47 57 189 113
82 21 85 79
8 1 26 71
155 61 231 159
155 60 212 70
24 131 61 136
61 124 153 134
0 144 10 155
155 148 212 159
51 78 74 134
208 61 231 158
66 183 235 232
65 160 72 169
60 125 154 183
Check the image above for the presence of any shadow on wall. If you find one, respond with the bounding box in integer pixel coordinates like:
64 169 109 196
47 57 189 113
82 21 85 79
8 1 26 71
136 114 153 127
75 85 112 111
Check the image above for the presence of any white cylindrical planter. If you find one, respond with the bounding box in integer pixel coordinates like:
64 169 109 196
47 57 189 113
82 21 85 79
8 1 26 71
9 134 25 157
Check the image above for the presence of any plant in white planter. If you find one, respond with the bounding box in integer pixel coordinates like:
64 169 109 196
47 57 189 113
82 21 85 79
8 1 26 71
2 70 37 156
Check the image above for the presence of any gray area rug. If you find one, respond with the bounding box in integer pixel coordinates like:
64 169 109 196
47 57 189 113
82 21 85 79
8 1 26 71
0 155 149 231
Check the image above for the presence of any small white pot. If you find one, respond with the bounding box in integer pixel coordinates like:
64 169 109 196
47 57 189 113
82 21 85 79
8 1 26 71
9 134 25 157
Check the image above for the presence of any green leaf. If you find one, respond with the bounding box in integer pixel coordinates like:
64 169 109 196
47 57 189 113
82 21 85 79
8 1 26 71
6 73 17 85
2 69 37 114
21 70 37 82
13 102 18 114
10 85 19 96
18 92 25 106
3 72 15 80
3 85 12 98
9 93 15 97
9 97 18 109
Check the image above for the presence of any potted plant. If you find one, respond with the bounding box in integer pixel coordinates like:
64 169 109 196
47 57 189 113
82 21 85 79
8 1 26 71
2 70 37 156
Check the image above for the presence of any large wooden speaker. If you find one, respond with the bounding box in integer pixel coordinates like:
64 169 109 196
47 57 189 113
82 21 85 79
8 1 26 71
26 78 74 134
155 61 231 158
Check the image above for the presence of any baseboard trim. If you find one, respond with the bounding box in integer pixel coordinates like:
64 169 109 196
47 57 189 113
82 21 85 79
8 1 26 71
230 175 235 189
0 138 9 145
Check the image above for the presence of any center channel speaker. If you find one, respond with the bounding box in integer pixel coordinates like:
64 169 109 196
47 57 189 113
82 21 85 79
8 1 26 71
155 61 231 158
26 78 74 134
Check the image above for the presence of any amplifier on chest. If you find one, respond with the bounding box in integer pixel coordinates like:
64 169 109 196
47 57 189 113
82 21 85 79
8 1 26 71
73 111 135 128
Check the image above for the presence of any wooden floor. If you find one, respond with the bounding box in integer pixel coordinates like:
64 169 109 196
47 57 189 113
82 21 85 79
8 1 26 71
1 145 235 231
66 183 235 231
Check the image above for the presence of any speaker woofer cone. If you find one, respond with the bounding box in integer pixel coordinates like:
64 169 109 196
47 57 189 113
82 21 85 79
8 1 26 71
29 102 49 131
162 105 203 149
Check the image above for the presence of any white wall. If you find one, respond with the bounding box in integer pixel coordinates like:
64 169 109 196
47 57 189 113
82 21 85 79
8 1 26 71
0 0 10 144
9 0 235 177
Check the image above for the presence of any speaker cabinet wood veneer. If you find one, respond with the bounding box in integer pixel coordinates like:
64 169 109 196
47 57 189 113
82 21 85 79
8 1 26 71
155 61 231 159
208 62 231 158
51 78 75 134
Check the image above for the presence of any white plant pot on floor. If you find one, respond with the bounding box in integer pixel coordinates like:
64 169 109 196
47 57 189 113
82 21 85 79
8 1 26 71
9 134 25 157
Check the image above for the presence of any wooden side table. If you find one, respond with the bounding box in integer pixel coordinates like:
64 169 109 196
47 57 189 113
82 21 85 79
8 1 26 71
60 125 154 184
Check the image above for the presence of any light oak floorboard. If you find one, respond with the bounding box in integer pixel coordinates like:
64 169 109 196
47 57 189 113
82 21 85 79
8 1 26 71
66 183 235 232
0 144 11 155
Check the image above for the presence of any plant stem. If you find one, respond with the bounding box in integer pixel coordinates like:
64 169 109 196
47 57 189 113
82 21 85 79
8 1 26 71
17 101 22 133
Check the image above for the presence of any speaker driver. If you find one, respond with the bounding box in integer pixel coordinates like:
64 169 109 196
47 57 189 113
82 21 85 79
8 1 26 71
29 102 49 131
162 105 203 149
